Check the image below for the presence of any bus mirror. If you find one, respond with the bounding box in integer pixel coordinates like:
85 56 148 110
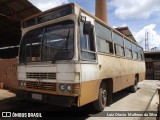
83 21 93 35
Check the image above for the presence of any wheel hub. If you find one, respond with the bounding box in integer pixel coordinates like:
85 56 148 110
102 89 107 105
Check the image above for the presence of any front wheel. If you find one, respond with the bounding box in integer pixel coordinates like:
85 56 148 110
92 82 107 111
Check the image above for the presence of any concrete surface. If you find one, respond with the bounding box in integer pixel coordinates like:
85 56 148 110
87 80 159 120
0 89 15 100
143 92 159 120
0 80 159 120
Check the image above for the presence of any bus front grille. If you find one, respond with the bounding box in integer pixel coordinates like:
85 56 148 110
26 73 56 79
26 81 56 91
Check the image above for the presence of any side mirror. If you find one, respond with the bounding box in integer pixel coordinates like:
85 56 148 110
83 21 93 35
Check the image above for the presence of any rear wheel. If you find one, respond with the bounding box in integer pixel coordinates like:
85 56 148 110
93 82 107 111
130 76 138 93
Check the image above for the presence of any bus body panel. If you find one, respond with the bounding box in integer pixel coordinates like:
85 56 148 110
78 54 145 106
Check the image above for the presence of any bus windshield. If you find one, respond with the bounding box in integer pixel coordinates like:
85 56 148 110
19 20 74 63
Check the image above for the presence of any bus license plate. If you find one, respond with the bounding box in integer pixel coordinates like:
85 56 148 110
32 93 42 101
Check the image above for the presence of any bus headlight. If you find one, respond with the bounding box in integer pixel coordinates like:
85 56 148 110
20 81 23 86
19 81 26 88
59 84 72 93
58 83 80 94
59 84 65 91
66 84 72 92
23 82 26 87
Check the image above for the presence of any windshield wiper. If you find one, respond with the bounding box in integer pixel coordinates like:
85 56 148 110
65 29 70 49
40 28 46 60
52 29 70 63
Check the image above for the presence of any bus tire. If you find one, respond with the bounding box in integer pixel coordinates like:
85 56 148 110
107 91 112 105
93 82 107 112
130 76 138 93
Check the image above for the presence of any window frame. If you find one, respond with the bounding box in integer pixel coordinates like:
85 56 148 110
79 21 97 61
137 46 144 61
114 44 125 57
113 32 125 57
132 43 138 60
19 20 75 63
95 21 114 55
124 38 133 59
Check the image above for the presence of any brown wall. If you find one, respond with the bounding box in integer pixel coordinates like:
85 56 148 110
145 61 160 79
145 61 154 79
0 58 18 89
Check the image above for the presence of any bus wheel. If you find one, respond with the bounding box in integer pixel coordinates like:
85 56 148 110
93 82 107 111
130 76 138 93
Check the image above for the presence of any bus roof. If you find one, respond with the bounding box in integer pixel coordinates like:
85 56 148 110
22 2 142 49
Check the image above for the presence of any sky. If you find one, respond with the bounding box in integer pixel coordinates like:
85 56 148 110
28 0 160 51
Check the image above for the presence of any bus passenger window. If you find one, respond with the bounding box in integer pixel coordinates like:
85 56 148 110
132 43 138 60
97 38 113 53
115 44 124 56
113 32 124 56
137 46 144 61
95 22 113 54
125 49 132 58
124 39 132 58
133 52 138 59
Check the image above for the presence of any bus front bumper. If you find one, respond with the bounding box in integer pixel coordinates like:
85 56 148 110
16 90 78 107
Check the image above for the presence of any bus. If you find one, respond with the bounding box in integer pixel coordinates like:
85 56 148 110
17 3 145 111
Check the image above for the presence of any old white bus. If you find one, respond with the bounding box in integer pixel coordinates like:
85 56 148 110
17 3 145 111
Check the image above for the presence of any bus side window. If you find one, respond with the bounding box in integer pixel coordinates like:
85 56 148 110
113 32 124 56
80 22 96 60
114 44 125 56
124 39 132 58
97 38 113 53
95 22 113 54
138 46 144 61
132 43 138 60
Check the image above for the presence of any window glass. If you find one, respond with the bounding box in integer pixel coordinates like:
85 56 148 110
125 49 132 58
97 38 110 53
115 44 124 56
81 51 96 60
19 20 74 63
80 22 96 60
138 53 143 60
124 39 133 58
124 39 131 49
80 22 95 51
95 22 112 41
132 43 138 52
80 25 87 50
113 32 123 46
137 46 143 55
42 23 74 61
23 28 43 62
137 46 144 61
133 51 138 59
132 43 138 60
